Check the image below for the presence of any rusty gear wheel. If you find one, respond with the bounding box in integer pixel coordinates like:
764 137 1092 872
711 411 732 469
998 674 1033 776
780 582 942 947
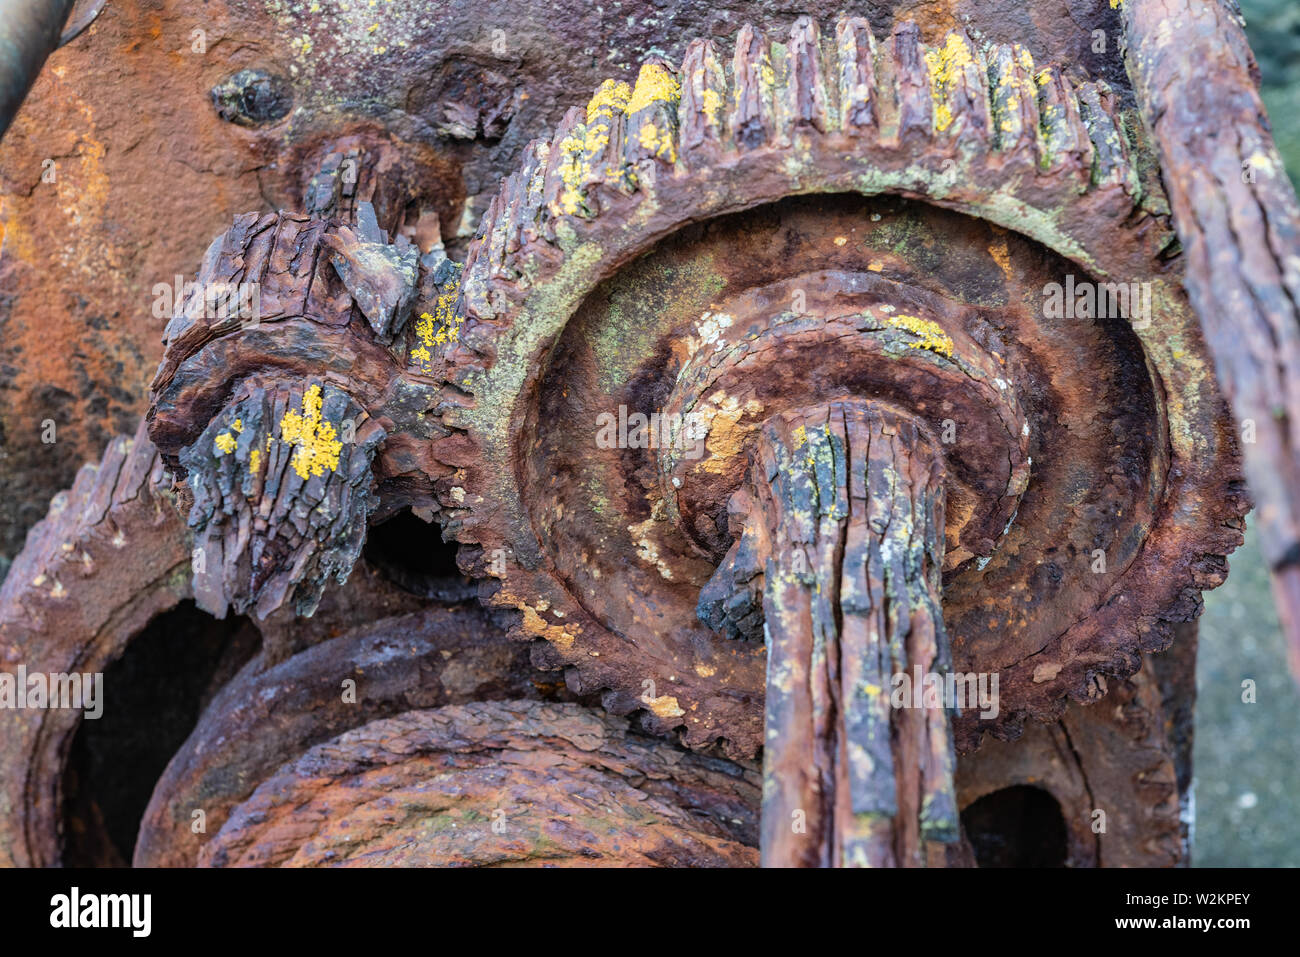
431 16 1246 759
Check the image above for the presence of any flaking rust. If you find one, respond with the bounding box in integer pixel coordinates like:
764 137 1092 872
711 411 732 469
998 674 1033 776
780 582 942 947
1 1 1291 869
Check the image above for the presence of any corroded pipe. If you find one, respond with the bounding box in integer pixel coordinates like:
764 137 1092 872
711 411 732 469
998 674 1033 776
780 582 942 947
700 401 959 866
0 0 78 141
1123 0 1300 683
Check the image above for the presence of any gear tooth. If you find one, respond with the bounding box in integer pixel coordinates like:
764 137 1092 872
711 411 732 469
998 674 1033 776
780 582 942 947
835 16 879 134
891 21 933 144
496 172 525 263
729 23 776 151
679 38 728 157
543 106 590 222
621 58 682 174
456 322 498 362
786 16 831 134
988 43 1040 155
581 77 632 194
521 139 551 247
923 31 990 142
460 200 500 320
1035 68 1093 174
1076 79 1140 194
486 173 520 279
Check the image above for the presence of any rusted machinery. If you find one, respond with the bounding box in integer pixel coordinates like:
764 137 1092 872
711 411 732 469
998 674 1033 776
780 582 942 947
1 0 1297 868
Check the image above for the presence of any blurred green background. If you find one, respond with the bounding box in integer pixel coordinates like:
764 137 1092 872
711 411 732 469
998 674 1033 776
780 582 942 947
1192 0 1300 867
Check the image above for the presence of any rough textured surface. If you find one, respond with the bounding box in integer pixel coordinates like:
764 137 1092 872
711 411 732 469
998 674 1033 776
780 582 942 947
1124 0 1300 676
0 420 189 867
711 402 957 867
146 207 451 619
0 0 1134 579
956 659 1184 868
134 604 573 868
200 700 760 868
431 16 1246 758
0 0 1273 869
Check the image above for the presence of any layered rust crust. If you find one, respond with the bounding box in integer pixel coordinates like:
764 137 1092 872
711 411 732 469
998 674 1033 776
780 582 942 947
429 17 1246 758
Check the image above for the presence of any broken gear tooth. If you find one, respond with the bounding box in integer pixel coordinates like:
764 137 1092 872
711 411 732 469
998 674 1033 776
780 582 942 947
988 43 1041 155
582 77 633 189
892 21 934 143
835 16 880 134
679 38 729 156
729 24 778 151
621 59 683 171
1036 68 1094 173
785 16 832 135
544 106 591 220
1077 79 1141 193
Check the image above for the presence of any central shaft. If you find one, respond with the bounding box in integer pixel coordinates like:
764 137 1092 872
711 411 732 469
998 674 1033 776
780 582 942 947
699 400 959 866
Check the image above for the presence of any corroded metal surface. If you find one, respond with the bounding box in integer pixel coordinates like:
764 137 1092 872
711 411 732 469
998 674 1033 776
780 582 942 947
0 2 1269 870
199 701 760 868
0 0 1132 571
430 17 1246 759
727 403 956 867
1124 0 1300 679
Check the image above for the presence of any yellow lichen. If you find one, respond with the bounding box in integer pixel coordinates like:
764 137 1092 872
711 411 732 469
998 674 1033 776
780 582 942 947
584 79 632 175
700 87 723 126
638 122 677 162
249 448 261 473
644 694 686 719
888 314 955 358
626 62 680 114
924 34 974 133
553 129 587 216
410 275 463 369
586 78 631 124
278 384 343 480
994 45 1036 136
214 431 237 455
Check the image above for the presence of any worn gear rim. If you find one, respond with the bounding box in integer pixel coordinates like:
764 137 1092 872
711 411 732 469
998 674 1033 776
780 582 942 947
432 16 1246 757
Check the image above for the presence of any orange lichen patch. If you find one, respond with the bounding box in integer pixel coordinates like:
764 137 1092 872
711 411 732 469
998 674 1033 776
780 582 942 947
700 391 763 473
511 599 580 650
278 384 342 479
988 236 1014 282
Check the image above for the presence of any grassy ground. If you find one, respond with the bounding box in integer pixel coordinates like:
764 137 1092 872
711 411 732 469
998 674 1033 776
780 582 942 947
1192 0 1300 867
